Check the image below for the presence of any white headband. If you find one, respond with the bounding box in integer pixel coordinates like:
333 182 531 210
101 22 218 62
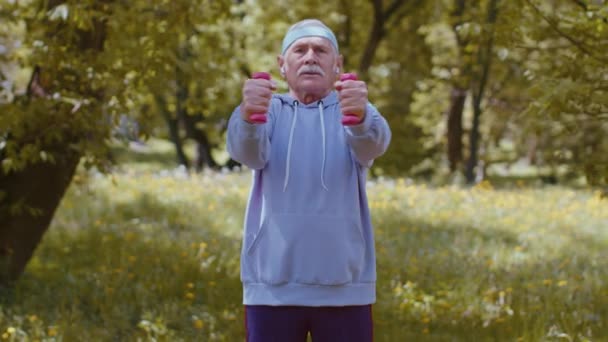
281 26 339 55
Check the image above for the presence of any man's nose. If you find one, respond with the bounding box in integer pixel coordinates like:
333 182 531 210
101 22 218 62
303 49 318 64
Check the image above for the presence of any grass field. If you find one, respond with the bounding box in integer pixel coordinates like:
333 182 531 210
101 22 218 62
0 142 606 341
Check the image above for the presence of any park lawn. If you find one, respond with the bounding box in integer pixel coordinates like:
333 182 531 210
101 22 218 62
0 165 606 341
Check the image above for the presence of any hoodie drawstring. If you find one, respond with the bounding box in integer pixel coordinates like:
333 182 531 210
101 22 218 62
282 100 328 192
283 101 298 191
318 101 328 191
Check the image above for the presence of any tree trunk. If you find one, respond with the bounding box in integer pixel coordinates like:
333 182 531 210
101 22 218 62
465 0 499 184
180 113 219 172
224 158 241 170
465 99 483 183
0 152 80 285
447 87 466 172
194 135 219 172
156 95 190 168
448 0 470 174
174 59 219 172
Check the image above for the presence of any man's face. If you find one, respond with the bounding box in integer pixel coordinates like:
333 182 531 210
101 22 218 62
278 37 342 99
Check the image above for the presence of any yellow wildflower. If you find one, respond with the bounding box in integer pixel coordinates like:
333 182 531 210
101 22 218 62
193 319 204 330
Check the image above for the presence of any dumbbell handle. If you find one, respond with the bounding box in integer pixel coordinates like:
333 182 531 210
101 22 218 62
249 72 271 124
339 73 362 126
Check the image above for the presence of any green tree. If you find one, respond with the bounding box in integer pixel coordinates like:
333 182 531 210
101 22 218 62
106 0 241 170
410 0 508 182
1 0 113 285
509 0 608 185
0 0 239 285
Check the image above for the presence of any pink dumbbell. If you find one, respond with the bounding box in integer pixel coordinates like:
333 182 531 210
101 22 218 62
249 72 271 124
339 73 363 126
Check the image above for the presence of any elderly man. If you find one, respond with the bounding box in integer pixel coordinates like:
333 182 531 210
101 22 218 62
226 19 391 342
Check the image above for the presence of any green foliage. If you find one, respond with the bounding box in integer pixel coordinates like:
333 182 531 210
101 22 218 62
504 0 608 185
406 0 607 185
2 0 116 172
1 167 606 340
1 0 242 172
2 0 606 180
105 0 243 116
366 3 436 176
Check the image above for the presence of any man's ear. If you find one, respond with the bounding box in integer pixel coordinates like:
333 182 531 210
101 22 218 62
333 55 344 80
277 55 285 77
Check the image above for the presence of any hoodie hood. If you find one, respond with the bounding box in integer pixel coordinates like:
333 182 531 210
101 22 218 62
272 91 340 192
273 90 340 108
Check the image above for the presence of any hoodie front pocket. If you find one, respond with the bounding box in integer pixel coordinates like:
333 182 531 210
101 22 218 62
247 214 365 286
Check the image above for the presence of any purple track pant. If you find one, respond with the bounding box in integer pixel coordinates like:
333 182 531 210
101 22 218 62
245 305 374 342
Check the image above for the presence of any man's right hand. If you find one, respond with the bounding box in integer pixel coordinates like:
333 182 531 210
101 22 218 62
240 76 276 123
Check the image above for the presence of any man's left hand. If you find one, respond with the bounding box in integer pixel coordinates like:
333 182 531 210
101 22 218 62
335 79 368 122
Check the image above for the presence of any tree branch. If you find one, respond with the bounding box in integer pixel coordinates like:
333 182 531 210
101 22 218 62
570 0 608 23
513 43 576 51
383 0 406 22
570 0 588 10
386 0 425 31
525 0 608 63
472 0 499 104
359 0 387 77
360 0 417 76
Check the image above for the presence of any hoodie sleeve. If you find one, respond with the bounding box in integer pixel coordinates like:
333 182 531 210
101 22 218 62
344 102 392 168
226 105 272 170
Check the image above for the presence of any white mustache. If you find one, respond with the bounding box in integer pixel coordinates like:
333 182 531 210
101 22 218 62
297 65 325 76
